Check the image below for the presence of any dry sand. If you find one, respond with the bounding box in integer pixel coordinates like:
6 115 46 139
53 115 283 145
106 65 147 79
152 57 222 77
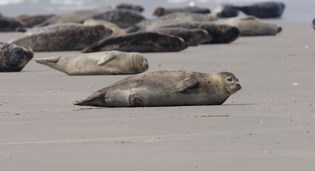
0 21 315 170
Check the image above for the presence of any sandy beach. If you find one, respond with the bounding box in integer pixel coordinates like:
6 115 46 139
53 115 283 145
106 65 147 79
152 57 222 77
1 8 315 171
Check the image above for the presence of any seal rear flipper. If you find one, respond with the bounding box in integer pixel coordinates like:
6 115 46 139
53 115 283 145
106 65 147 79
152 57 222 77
73 91 106 107
173 77 199 93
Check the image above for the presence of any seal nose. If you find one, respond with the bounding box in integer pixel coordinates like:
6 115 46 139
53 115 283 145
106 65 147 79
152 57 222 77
236 83 241 90
277 25 282 33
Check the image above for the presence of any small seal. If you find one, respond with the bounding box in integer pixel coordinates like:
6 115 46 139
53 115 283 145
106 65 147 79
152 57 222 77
153 6 211 16
235 1 285 18
0 42 33 72
91 9 145 28
73 70 241 107
214 4 239 18
161 22 240 44
35 51 148 75
82 32 188 53
223 17 282 36
10 23 113 51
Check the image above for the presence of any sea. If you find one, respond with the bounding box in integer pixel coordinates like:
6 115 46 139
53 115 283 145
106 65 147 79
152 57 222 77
0 0 313 23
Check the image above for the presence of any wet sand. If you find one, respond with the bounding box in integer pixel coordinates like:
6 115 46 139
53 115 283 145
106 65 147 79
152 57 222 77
0 21 315 170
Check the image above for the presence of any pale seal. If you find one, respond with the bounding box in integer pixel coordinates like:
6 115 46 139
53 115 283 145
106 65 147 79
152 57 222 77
10 23 113 51
82 32 188 53
35 51 148 75
0 42 33 72
91 9 145 28
235 1 285 18
223 17 282 36
214 4 239 18
126 13 217 33
73 70 241 107
153 6 211 16
161 22 240 44
150 28 211 46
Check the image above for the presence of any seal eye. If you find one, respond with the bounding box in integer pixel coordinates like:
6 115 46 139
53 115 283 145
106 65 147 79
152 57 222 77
226 77 233 82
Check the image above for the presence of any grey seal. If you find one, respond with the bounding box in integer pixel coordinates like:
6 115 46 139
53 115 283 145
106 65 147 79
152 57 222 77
10 23 113 51
153 6 211 16
73 70 241 107
161 22 240 44
235 1 285 18
0 42 33 72
82 32 188 53
113 3 144 12
83 19 125 36
223 17 282 36
214 4 239 18
35 51 148 75
0 14 24 32
15 14 56 28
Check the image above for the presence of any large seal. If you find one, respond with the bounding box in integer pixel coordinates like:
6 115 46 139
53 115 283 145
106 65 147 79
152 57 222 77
82 32 188 53
10 23 113 51
214 4 239 18
73 70 241 107
223 17 282 36
126 13 217 33
161 22 240 44
153 6 211 16
150 28 211 46
0 42 33 72
235 1 285 18
91 9 145 28
35 51 148 75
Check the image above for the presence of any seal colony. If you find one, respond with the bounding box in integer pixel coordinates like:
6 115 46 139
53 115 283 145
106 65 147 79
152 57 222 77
73 70 241 107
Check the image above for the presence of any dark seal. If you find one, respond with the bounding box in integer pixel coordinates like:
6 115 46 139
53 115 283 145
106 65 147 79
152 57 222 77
235 1 285 18
113 3 144 12
153 6 211 16
0 42 33 72
82 32 188 53
0 14 25 32
214 4 239 18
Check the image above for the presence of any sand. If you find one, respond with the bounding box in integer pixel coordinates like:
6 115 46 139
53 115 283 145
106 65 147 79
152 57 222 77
0 21 315 170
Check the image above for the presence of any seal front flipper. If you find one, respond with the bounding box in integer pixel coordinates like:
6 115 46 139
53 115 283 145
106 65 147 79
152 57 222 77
35 56 61 65
173 76 199 92
97 54 117 65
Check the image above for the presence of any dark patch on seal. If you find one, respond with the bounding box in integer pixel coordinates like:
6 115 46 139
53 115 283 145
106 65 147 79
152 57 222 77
129 94 145 107
0 15 25 32
153 6 211 16
235 1 285 18
115 3 144 13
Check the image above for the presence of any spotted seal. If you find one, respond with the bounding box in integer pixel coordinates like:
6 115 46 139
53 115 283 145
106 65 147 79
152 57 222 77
153 6 211 16
0 42 33 72
73 70 241 107
10 23 113 51
35 51 148 75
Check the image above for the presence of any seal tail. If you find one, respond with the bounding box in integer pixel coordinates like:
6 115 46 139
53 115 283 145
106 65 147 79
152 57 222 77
73 91 106 107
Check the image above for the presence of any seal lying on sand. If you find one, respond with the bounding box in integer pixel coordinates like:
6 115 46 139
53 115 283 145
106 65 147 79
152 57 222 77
82 32 188 53
234 1 285 18
73 70 241 107
151 28 211 46
126 13 217 33
161 22 240 44
113 3 144 12
10 23 113 51
214 4 239 18
91 9 145 28
35 51 148 75
223 17 282 36
153 6 211 16
0 14 25 32
0 42 33 72
83 19 125 36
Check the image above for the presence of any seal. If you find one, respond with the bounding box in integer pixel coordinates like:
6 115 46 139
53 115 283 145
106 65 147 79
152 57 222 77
73 70 241 107
125 12 217 33
91 9 145 28
214 4 239 18
83 19 125 36
161 22 240 44
15 14 56 28
113 3 144 12
0 42 33 72
150 28 211 46
10 23 113 51
0 14 25 32
35 51 148 75
223 17 282 36
153 6 211 16
312 18 315 30
234 1 285 18
82 32 188 53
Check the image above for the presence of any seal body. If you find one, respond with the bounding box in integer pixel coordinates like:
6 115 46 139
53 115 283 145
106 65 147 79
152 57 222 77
83 19 125 36
10 23 113 51
235 1 285 18
161 22 240 44
15 14 55 28
91 9 145 28
214 4 239 18
151 28 211 46
82 32 188 53
113 3 144 12
126 13 217 33
223 17 282 36
0 14 24 32
153 6 211 16
35 51 148 75
73 70 241 107
0 42 33 72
